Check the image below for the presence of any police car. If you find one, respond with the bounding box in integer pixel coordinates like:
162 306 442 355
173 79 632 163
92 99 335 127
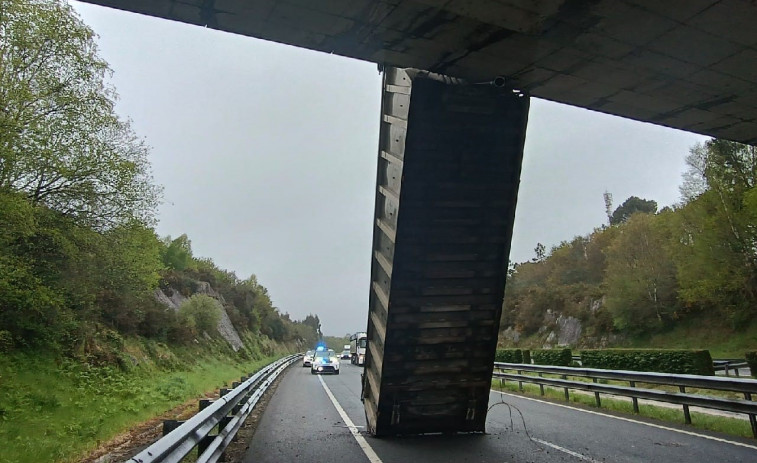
310 347 340 375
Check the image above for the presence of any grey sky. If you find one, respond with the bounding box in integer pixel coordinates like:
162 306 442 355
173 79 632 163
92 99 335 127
72 2 708 337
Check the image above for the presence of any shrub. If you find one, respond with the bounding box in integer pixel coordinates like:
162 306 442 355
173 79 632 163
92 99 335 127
745 351 757 379
494 349 531 364
532 348 572 366
178 294 222 337
580 349 714 375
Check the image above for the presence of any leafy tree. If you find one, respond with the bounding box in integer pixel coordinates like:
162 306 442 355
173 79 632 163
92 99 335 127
303 314 322 337
161 234 195 271
0 0 160 228
605 213 678 331
610 196 657 225
673 140 757 325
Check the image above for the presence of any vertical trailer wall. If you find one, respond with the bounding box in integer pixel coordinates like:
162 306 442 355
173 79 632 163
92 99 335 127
363 68 530 436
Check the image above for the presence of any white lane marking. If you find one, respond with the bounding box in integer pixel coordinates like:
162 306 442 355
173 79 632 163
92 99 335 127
319 375 383 463
491 389 757 451
531 438 603 463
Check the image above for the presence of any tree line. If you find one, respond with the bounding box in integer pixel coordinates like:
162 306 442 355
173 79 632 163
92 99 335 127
503 139 757 340
0 0 320 356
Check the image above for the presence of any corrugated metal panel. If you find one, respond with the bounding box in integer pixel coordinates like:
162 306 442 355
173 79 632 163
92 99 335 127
363 68 530 436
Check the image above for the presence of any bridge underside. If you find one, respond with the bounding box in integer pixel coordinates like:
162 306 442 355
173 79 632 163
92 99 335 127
364 68 528 436
83 0 757 144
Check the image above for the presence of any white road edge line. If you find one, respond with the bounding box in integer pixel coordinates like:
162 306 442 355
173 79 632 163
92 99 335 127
490 389 757 451
531 437 603 463
319 375 383 463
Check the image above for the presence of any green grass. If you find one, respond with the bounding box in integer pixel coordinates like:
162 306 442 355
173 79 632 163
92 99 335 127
0 338 284 463
491 379 755 439
625 318 757 359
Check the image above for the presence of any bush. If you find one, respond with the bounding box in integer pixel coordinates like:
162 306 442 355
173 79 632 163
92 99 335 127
532 348 572 366
745 352 757 378
580 349 714 375
177 294 222 338
494 349 531 364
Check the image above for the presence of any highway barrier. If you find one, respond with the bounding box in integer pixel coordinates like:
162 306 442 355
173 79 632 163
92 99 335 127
128 354 301 463
493 362 757 438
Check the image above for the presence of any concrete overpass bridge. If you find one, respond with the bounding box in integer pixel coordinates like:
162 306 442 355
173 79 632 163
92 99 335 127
82 0 757 436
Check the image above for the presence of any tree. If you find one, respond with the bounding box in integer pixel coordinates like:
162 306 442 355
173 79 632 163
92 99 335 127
0 0 160 228
161 234 195 271
673 140 757 325
604 213 678 331
303 314 322 337
610 196 657 225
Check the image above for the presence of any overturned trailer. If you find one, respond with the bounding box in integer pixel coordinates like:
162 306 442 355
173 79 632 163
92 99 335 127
362 68 529 436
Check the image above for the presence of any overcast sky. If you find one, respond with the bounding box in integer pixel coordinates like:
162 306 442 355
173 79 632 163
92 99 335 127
71 2 708 337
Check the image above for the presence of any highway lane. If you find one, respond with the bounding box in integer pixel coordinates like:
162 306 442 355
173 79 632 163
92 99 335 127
244 363 757 462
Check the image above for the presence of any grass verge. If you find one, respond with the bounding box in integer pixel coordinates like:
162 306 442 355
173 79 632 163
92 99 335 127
491 379 755 439
0 338 285 463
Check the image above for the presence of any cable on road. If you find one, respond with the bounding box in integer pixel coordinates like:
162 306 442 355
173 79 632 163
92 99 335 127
488 391 533 440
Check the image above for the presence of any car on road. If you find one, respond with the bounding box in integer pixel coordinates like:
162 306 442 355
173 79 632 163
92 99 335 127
311 348 340 375
340 346 351 360
302 350 315 367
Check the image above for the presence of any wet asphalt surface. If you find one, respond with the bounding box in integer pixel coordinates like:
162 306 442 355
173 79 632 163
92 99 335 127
244 362 757 462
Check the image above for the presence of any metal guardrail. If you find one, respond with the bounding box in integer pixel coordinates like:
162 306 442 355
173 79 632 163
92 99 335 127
493 362 757 438
128 354 301 463
713 361 750 377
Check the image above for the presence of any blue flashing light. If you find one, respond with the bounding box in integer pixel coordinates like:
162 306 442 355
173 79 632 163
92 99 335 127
316 345 325 351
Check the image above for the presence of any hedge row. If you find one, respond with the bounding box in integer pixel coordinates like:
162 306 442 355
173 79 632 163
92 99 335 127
531 348 572 366
746 351 757 378
494 349 531 364
580 349 714 375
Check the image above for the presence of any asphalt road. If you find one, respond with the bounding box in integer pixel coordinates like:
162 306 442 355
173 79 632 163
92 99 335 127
244 362 757 463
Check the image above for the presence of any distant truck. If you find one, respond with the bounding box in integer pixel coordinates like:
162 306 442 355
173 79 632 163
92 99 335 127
350 332 367 365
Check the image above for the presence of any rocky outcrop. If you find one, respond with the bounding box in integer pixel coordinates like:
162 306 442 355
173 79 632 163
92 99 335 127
556 315 582 346
154 282 244 352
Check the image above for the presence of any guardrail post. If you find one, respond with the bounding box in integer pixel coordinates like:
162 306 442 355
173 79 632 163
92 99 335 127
220 415 232 431
561 375 569 401
199 399 213 411
724 364 730 376
538 373 544 396
162 419 184 436
592 378 601 407
198 434 215 456
679 386 692 424
745 392 757 438
629 381 639 413
517 370 523 392
220 388 230 397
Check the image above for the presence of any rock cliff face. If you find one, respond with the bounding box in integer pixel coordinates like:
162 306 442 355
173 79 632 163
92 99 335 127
154 280 244 352
501 297 623 348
